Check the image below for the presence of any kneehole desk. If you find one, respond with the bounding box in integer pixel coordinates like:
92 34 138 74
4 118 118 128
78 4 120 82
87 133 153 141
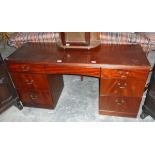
5 43 151 118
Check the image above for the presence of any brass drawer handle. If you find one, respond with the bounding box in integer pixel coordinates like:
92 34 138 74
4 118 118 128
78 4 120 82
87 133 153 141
118 71 129 74
118 71 129 78
121 75 127 78
30 94 38 100
119 86 126 89
21 65 30 71
117 82 127 89
115 99 125 106
25 79 34 85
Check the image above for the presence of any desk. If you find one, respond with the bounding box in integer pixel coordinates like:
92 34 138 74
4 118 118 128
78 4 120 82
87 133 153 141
5 43 151 118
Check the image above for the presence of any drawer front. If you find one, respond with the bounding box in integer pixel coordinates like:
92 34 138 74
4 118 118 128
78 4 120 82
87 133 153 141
101 68 149 80
99 96 141 117
7 63 45 73
10 73 49 90
45 65 100 77
100 78 146 97
17 89 53 109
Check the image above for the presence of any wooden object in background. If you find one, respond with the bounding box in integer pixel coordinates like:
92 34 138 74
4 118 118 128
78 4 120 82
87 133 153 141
0 53 23 113
57 32 100 49
140 64 155 119
61 32 90 46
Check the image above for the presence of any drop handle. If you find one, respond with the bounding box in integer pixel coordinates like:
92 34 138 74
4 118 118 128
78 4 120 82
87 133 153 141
118 71 129 74
121 75 127 78
115 99 125 105
117 82 127 89
118 71 129 78
117 102 124 106
119 86 126 89
30 94 38 100
21 65 30 71
25 79 34 84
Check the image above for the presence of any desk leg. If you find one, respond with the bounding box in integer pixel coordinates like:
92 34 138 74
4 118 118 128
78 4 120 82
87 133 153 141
80 76 84 81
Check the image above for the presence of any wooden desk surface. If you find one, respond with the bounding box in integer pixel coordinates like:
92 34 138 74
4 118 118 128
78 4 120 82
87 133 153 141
5 43 150 69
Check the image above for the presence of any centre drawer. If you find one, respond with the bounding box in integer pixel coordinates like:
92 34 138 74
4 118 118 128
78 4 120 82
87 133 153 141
10 73 49 90
100 78 146 97
45 65 101 77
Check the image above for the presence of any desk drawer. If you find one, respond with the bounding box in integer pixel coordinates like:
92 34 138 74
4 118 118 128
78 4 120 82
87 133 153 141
7 63 45 73
10 73 49 90
101 68 149 80
17 89 54 109
100 78 146 97
99 96 141 117
45 65 100 77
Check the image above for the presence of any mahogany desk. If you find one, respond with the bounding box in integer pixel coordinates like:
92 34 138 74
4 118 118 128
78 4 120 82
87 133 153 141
5 43 151 118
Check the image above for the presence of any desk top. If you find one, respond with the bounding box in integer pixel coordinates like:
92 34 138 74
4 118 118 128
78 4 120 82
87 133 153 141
5 43 150 69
